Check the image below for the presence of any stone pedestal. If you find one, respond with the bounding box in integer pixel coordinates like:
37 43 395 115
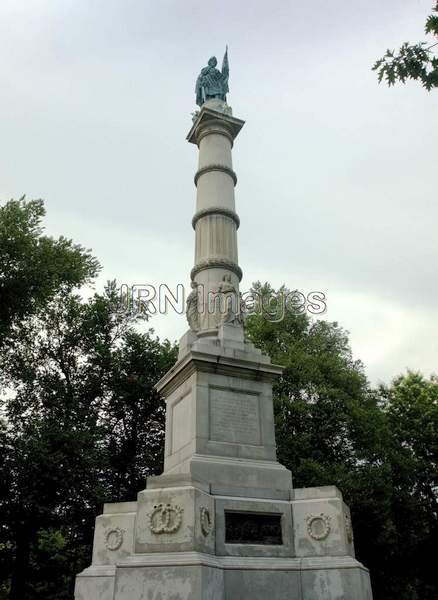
76 479 371 600
75 333 372 600
75 99 373 599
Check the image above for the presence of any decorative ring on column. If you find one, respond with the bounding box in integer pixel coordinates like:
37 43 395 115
194 164 237 186
192 207 240 230
196 124 234 146
191 259 242 281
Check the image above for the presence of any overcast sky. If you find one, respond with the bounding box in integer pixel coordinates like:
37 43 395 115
1 0 436 384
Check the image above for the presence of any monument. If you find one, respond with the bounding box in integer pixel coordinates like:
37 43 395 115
75 50 373 600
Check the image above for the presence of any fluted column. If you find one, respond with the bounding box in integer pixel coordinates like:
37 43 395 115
187 99 244 335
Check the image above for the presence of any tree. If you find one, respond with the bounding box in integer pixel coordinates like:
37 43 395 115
245 283 382 486
377 372 438 599
0 198 177 599
373 2 438 90
1 196 436 599
245 283 438 600
0 196 98 600
0 197 99 347
0 283 177 600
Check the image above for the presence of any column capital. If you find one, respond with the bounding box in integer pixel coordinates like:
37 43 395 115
187 105 245 146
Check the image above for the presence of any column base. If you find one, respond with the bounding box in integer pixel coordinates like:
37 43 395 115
77 554 372 600
75 486 373 600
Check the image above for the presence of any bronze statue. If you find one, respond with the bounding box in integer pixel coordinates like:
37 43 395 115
195 47 229 107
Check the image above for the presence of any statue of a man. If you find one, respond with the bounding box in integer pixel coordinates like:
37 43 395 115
216 274 241 326
195 47 229 107
186 281 200 332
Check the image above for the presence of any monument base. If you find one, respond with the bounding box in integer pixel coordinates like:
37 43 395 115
77 556 371 600
75 484 372 600
75 329 372 599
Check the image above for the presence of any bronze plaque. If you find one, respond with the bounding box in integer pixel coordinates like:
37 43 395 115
225 512 282 545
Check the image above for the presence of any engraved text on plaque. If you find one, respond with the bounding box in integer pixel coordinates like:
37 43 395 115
209 387 261 445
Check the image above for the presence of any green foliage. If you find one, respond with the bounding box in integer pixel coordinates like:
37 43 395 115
1 198 436 599
0 198 177 599
374 372 438 600
36 529 66 555
0 283 177 599
373 2 438 90
426 13 438 35
246 284 438 600
245 284 373 481
0 197 99 347
381 373 438 569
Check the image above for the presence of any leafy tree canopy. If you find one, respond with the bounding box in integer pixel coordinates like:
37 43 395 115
0 197 99 346
373 2 438 90
246 283 438 600
0 198 176 600
0 203 436 600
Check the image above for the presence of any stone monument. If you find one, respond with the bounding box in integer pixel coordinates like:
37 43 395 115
75 51 373 600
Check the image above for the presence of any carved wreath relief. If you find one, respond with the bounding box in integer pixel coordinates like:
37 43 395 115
306 513 331 541
200 506 213 536
104 527 124 551
148 503 184 534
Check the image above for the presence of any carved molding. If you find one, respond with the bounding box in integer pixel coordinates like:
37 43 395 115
197 128 234 146
196 121 235 145
187 107 244 146
148 503 184 534
306 513 331 541
104 527 124 551
191 258 242 282
345 513 353 543
192 207 240 230
200 506 214 537
194 164 237 186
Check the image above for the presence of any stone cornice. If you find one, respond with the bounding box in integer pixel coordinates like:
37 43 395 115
187 107 245 146
192 207 240 230
191 258 242 281
81 551 368 575
155 349 283 398
194 164 237 186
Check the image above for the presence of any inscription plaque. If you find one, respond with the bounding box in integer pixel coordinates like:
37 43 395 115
210 387 261 445
225 512 282 545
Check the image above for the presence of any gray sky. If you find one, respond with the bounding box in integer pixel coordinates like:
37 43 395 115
1 0 436 384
